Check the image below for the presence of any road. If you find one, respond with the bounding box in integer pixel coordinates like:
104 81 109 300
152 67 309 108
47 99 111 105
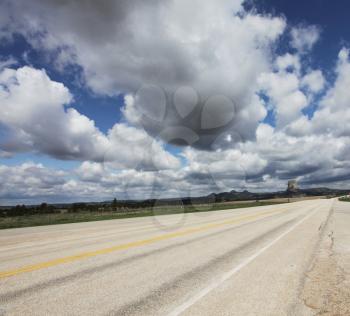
0 198 347 315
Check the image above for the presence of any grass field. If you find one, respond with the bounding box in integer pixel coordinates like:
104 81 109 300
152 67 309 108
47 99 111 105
339 196 350 202
0 200 288 230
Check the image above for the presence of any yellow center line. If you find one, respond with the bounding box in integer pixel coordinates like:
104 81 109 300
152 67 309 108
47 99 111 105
0 207 288 279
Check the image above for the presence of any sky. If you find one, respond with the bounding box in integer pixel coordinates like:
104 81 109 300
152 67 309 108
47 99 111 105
1 0 350 205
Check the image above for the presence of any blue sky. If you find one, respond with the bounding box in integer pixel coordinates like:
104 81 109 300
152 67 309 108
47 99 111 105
1 0 350 204
0 34 124 171
0 34 124 134
252 0 350 58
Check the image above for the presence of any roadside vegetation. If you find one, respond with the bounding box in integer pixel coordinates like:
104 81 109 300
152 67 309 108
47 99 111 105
339 196 350 202
0 200 288 229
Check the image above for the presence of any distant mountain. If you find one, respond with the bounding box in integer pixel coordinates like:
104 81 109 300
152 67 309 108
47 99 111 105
128 187 348 206
3 187 348 209
185 187 348 204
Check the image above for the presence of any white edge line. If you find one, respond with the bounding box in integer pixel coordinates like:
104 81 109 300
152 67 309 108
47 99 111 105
167 205 320 316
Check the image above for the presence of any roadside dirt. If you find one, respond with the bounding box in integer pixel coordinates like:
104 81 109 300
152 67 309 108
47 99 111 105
301 215 350 315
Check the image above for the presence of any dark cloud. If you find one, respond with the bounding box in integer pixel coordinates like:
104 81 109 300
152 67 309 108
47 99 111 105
1 0 285 149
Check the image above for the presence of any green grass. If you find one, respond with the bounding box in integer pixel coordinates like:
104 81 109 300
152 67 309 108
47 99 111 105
0 201 287 230
339 196 350 202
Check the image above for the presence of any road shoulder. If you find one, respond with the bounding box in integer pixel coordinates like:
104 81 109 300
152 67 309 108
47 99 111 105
301 200 350 315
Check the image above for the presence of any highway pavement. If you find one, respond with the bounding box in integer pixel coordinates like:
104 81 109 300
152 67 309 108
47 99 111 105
0 198 345 315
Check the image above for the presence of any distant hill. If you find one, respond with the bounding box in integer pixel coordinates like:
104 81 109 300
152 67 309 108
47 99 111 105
183 187 348 205
2 187 348 209
102 187 348 206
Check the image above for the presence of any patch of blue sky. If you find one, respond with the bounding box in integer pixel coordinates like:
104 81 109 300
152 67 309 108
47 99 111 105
0 152 80 170
0 34 124 135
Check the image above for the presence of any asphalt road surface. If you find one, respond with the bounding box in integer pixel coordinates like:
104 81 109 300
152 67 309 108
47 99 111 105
0 198 348 315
